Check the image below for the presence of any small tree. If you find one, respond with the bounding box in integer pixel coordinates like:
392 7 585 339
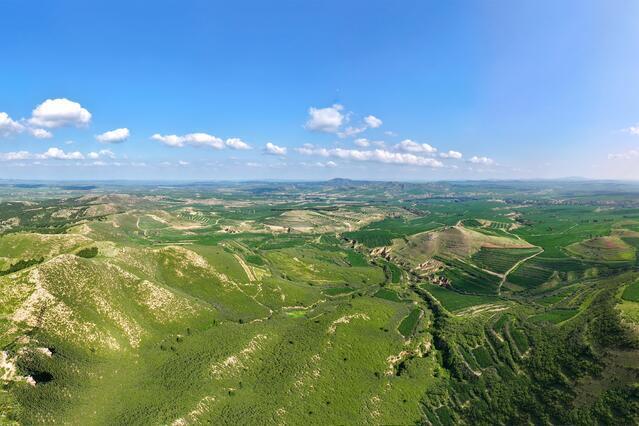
76 246 98 258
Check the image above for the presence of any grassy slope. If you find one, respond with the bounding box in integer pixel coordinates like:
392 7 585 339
0 229 433 424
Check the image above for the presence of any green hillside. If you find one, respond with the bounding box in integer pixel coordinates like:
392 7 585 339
0 181 638 425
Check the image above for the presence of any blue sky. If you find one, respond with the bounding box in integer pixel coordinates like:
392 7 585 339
1 0 639 180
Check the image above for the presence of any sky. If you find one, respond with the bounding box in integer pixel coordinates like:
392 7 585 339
1 0 639 181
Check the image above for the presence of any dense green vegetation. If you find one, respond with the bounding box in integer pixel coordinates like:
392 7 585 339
435 256 501 294
423 285 501 312
398 308 422 337
374 287 403 302
623 280 639 302
344 216 443 247
76 246 98 258
471 247 540 274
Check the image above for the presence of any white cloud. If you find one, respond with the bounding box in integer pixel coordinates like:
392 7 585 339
0 112 25 136
29 128 53 139
0 150 32 161
29 98 91 128
440 150 463 159
1 147 85 161
40 147 85 160
87 149 115 160
608 150 639 160
354 138 385 148
264 142 287 156
296 146 443 168
0 147 118 162
469 156 494 165
185 133 225 148
178 160 190 166
225 137 251 150
396 139 437 154
151 133 186 147
151 133 225 149
337 126 366 138
153 133 249 150
305 105 383 137
96 128 130 143
621 125 639 135
304 104 344 133
301 160 338 168
364 115 382 128
98 149 115 159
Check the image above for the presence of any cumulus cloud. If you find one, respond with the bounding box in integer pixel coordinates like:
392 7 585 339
621 125 639 135
225 137 251 150
0 147 118 162
87 149 115 160
0 147 85 161
296 146 443 168
29 98 91 128
304 104 383 138
440 150 463 159
151 133 250 150
40 147 85 160
178 160 190 166
151 133 225 149
354 138 370 147
151 133 189 147
2 99 91 139
469 156 494 165
304 104 345 133
364 115 382 128
0 112 24 136
396 139 437 154
96 128 130 143
29 128 53 139
185 133 225 149
264 142 287 156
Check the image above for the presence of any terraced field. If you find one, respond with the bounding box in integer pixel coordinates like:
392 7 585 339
471 247 541 274
0 180 637 425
